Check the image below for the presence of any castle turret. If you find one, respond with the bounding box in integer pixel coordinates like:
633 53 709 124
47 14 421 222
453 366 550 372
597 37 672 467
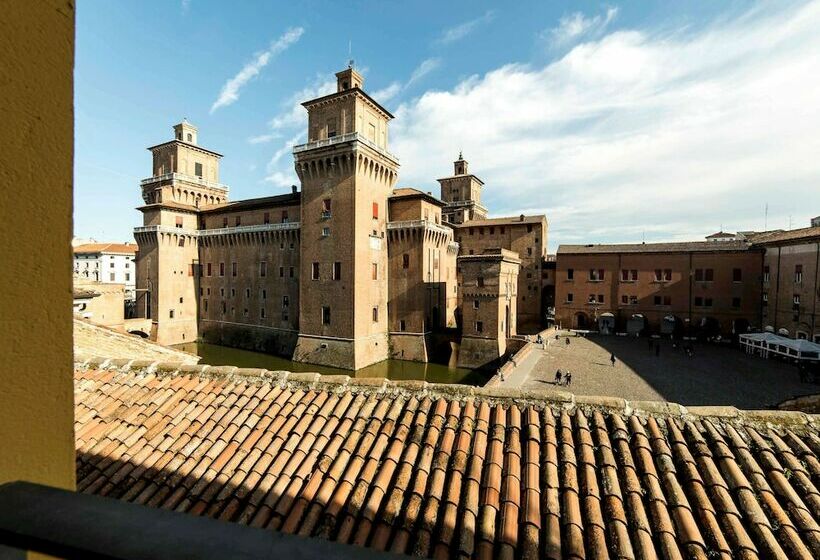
291 65 399 369
438 154 487 224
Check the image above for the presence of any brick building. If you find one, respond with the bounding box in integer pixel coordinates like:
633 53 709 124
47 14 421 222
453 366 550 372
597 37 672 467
134 66 549 369
555 241 764 336
751 224 820 341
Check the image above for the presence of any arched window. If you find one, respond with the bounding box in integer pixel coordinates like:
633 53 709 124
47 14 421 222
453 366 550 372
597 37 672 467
187 133 192 141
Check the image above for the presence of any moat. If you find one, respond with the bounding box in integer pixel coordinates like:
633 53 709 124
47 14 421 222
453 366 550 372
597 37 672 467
174 342 489 385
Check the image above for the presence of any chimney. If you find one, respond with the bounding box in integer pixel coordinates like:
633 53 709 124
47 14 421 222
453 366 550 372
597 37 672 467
519 214 525 222
291 185 298 194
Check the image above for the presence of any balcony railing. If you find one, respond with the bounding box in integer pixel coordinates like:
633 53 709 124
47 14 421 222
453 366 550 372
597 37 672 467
0 481 394 560
133 223 300 238
443 199 489 213
140 172 230 192
387 219 453 237
292 132 398 162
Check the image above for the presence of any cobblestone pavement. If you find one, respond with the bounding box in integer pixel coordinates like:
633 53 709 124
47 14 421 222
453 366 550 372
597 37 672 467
516 331 818 409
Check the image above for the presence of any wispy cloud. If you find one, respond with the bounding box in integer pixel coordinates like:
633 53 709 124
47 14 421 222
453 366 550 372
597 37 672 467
247 133 279 145
406 58 442 89
372 81 402 103
264 170 298 187
546 6 618 47
181 0 191 14
210 27 304 114
391 2 820 245
437 10 496 45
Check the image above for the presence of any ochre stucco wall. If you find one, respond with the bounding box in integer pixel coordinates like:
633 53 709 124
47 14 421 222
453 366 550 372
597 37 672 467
0 1 76 491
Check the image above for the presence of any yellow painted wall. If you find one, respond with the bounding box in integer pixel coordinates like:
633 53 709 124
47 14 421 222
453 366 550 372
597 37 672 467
0 0 76 492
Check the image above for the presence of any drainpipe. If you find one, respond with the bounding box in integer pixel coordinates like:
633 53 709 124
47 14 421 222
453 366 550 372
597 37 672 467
774 246 781 331
813 241 819 336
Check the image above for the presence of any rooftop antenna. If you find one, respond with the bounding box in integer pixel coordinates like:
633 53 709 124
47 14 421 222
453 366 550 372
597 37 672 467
348 40 353 68
764 203 768 230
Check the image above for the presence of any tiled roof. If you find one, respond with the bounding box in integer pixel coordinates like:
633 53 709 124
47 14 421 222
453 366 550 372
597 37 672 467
557 240 753 254
748 226 820 245
390 188 445 207
73 320 199 364
73 243 137 255
74 360 820 560
457 215 547 228
199 192 301 214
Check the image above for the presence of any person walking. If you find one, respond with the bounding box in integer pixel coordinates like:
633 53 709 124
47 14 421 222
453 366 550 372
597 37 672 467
565 337 570 346
610 353 616 367
565 372 572 386
554 369 562 385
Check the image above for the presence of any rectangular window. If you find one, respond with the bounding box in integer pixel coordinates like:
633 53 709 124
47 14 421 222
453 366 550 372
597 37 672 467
261 289 266 300
732 297 741 308
333 262 341 280
475 321 483 333
222 217 228 228
235 216 241 226
322 198 331 217
321 306 331 325
110 262 115 268
169 309 175 318
312 262 320 280
245 288 250 298
705 268 714 281
194 162 203 177
654 295 661 305
473 299 480 309
621 269 638 281
733 268 742 282
695 296 703 306
322 227 330 237
372 307 379 322
109 273 115 281
175 216 183 228
282 210 289 223
260 308 266 318
279 266 284 278
125 273 130 281
372 263 378 280
289 266 294 278
794 294 801 307
219 262 225 277
259 262 267 277
282 295 289 308
264 212 270 224
231 262 237 277
795 264 803 283
763 265 770 283
204 300 208 312
477 276 485 287
566 293 573 303
630 295 638 305
654 268 672 282
598 294 604 303
705 298 713 307
230 288 235 298
567 268 574 280
402 254 410 269
399 320 406 332
372 202 379 220
589 269 604 281
695 269 704 282
762 293 768 306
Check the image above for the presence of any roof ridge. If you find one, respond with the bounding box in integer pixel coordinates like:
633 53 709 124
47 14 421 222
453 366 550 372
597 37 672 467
73 356 820 429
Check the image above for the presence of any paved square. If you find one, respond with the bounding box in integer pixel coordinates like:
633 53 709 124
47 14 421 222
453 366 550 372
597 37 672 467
517 332 817 409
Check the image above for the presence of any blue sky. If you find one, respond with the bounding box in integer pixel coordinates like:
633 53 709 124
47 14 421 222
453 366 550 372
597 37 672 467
75 0 820 248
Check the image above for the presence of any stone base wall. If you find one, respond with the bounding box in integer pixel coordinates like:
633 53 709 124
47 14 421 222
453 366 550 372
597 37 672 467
199 320 298 357
388 333 429 362
293 333 390 370
458 335 506 369
154 318 198 346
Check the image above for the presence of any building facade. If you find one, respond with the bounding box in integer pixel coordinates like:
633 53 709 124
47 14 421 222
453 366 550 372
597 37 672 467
555 241 764 337
73 243 137 300
752 224 820 341
134 66 549 369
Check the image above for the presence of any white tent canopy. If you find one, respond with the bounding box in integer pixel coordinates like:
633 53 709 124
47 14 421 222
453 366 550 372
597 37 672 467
739 332 820 361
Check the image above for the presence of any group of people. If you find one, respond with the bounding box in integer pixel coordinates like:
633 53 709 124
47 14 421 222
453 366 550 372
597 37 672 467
554 368 572 386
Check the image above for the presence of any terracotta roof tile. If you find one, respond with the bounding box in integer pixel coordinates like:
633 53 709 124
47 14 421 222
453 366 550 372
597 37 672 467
74 365 820 559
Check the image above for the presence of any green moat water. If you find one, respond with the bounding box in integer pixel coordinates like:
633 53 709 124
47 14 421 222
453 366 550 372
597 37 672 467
173 342 489 386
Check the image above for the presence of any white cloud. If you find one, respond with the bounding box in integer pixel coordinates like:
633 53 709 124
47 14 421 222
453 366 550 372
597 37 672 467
247 133 278 144
547 6 618 47
268 77 335 130
268 132 304 167
210 27 304 113
264 170 298 188
406 58 442 89
181 0 191 14
372 81 402 103
437 10 496 45
391 1 820 246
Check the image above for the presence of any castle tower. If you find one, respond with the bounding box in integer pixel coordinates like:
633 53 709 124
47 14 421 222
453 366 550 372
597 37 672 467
292 66 399 369
133 122 230 345
438 153 488 224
